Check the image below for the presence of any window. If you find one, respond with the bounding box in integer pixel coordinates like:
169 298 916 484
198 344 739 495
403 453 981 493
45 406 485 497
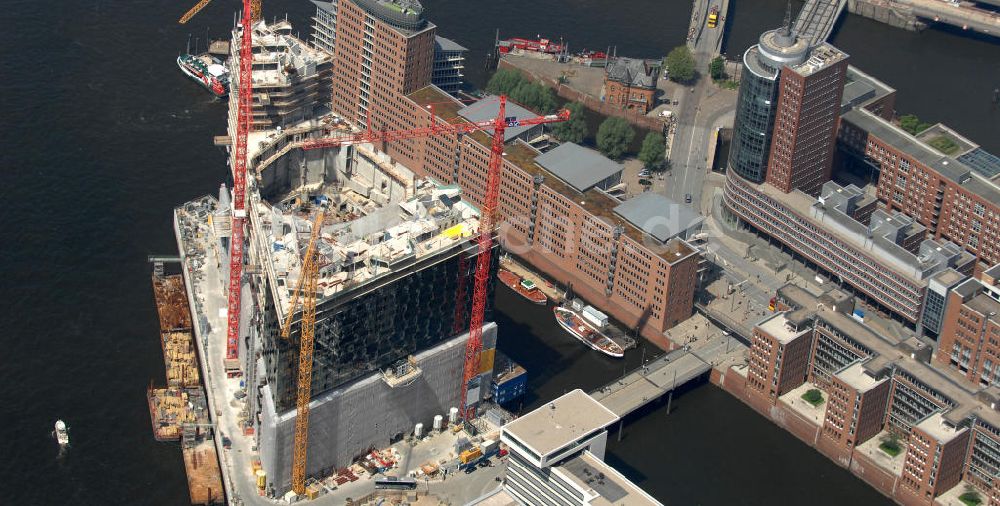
975 202 985 217
897 175 907 189
893 191 904 204
969 235 979 248
900 159 910 173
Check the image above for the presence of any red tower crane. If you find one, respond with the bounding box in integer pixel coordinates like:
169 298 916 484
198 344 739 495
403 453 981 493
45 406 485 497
301 96 568 420
223 0 255 372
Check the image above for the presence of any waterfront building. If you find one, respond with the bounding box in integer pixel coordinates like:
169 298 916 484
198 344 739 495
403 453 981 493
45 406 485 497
603 57 659 113
746 313 813 404
432 36 466 95
735 284 1000 505
393 86 702 342
729 22 847 194
500 389 662 506
724 177 974 329
227 19 333 131
934 265 1000 387
837 106 1000 272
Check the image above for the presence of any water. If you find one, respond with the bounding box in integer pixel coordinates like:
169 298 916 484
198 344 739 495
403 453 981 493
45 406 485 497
0 0 993 503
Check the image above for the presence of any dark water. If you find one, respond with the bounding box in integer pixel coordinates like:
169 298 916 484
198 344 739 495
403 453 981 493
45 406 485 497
1 0 993 503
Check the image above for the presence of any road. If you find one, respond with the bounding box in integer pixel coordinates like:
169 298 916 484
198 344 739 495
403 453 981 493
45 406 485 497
665 0 735 212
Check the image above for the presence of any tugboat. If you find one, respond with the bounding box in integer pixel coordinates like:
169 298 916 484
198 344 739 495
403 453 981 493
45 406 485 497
553 306 624 358
498 269 548 305
177 52 229 97
54 420 70 446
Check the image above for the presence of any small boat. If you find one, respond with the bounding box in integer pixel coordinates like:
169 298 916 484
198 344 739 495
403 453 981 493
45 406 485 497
177 52 229 98
498 269 548 305
54 420 70 446
553 307 624 358
496 36 566 55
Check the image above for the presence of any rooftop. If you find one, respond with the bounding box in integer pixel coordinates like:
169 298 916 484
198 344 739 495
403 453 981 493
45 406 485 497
458 97 542 143
502 389 619 458
241 20 332 89
250 145 480 318
788 43 848 77
535 143 624 193
406 86 699 262
757 313 810 345
605 58 659 89
613 192 703 243
914 412 965 443
352 0 433 36
554 451 663 506
434 35 467 53
836 361 886 392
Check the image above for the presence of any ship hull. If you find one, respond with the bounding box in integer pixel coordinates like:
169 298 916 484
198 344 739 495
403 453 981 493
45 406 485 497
498 269 547 304
553 307 624 358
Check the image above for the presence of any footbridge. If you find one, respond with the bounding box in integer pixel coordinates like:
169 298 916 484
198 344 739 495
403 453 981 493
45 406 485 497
589 348 712 418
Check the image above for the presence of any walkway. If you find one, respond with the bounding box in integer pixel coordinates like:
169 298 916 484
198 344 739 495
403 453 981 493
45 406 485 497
794 0 847 46
590 349 711 417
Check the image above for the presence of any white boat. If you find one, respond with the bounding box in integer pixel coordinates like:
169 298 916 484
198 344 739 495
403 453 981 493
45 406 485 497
553 307 624 358
55 420 69 446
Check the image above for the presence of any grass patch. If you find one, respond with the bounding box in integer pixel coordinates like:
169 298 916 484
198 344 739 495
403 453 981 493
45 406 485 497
879 439 902 457
960 491 982 506
801 388 824 407
928 135 961 155
714 79 739 90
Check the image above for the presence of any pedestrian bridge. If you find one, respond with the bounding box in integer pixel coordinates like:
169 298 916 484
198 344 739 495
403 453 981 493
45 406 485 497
589 349 712 418
793 0 847 46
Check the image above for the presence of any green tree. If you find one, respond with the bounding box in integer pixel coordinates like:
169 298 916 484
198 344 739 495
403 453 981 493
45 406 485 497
596 117 635 160
898 114 931 135
485 68 525 96
709 56 726 81
551 102 588 143
638 132 666 169
665 45 696 83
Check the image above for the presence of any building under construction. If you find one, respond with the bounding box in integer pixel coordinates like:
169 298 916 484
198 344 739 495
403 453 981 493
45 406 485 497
226 107 500 491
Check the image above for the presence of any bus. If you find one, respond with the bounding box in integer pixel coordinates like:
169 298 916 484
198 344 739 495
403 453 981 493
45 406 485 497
374 476 417 490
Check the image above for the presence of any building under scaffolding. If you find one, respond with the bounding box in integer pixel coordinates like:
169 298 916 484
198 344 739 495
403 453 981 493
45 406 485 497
230 129 499 492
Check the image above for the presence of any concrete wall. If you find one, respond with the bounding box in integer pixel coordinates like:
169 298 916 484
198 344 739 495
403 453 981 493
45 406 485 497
259 322 498 494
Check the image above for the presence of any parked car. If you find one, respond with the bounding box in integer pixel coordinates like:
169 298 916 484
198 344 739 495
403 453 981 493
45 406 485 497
684 193 692 203
638 169 651 177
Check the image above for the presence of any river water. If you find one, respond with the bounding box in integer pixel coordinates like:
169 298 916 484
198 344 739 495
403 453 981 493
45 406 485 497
1 0 994 503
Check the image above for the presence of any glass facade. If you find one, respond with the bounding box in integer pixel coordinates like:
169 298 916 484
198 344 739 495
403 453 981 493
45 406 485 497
729 47 780 184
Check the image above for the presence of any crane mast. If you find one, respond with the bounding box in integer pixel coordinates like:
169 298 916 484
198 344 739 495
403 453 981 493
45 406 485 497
280 211 325 496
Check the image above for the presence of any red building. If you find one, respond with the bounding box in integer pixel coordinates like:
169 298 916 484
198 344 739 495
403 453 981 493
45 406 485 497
746 313 814 404
934 264 1000 386
603 58 659 113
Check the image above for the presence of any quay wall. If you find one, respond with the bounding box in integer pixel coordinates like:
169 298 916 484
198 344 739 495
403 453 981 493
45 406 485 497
712 365 921 505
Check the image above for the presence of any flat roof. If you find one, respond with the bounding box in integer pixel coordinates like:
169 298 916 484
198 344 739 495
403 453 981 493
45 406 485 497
836 361 885 392
958 148 1000 180
502 389 619 458
757 313 809 344
458 97 540 143
613 192 702 243
555 451 663 506
915 412 965 443
434 35 467 52
406 86 698 262
535 143 624 193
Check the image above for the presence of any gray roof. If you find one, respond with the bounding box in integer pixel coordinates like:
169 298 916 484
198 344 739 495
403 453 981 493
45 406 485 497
958 148 1000 180
535 143 624 193
605 58 658 89
434 35 467 53
458 96 539 143
613 192 702 243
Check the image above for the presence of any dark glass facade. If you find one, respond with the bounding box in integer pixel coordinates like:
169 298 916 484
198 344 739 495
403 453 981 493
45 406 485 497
729 47 780 184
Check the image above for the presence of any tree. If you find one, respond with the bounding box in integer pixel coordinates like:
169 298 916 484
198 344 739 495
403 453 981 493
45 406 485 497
485 68 525 96
665 45 696 83
551 102 588 143
898 114 931 135
709 56 726 81
638 132 666 169
596 117 635 160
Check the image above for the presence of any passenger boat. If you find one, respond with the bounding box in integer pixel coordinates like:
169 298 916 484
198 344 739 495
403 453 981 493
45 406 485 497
496 36 566 55
553 307 624 358
176 52 229 97
498 269 548 305
54 420 70 446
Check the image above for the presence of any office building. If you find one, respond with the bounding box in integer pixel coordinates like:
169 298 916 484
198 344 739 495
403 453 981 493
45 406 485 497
746 313 814 404
934 265 1000 387
432 36 466 94
500 389 662 506
819 362 891 454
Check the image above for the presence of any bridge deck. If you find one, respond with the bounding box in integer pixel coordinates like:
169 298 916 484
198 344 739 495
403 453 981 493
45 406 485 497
590 349 711 417
793 0 847 46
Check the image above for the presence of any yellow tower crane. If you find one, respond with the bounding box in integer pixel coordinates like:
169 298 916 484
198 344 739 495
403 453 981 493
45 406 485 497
179 0 261 24
279 211 325 495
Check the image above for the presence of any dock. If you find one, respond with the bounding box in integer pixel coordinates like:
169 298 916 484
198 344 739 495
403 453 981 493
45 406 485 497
147 272 224 504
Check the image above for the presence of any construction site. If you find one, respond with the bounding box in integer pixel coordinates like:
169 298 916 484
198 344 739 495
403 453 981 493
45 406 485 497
147 273 224 505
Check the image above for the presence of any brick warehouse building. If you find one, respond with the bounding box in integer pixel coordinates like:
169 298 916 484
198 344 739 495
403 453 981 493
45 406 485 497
603 58 660 114
387 85 701 343
721 284 1000 505
934 265 1000 387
